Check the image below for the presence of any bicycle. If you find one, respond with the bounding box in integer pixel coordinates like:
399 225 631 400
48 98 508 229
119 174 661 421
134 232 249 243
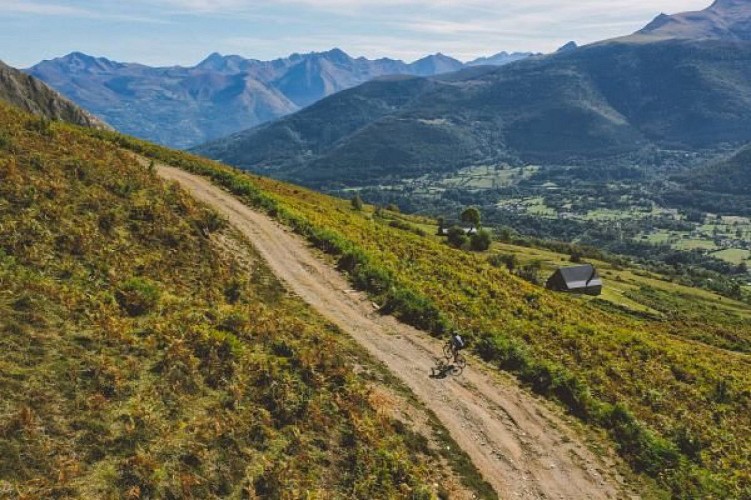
442 340 467 373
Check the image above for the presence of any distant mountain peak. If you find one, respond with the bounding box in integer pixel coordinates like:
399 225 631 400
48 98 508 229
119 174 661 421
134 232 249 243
466 51 534 67
638 0 751 41
37 52 121 74
557 41 579 53
195 52 249 71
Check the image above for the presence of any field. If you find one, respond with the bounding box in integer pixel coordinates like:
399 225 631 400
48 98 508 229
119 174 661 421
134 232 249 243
351 165 751 277
106 132 751 498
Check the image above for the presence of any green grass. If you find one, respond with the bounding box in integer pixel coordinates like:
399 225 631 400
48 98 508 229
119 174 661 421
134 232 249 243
674 238 719 251
711 248 750 265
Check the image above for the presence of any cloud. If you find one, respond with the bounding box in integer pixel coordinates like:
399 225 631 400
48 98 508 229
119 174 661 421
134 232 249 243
3 0 713 67
1 0 168 22
0 0 93 16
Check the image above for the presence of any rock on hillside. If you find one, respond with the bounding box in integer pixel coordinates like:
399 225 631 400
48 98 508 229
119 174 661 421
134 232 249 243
0 60 108 128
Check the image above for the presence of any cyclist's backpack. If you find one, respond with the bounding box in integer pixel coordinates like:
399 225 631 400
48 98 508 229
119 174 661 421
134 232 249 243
455 335 465 348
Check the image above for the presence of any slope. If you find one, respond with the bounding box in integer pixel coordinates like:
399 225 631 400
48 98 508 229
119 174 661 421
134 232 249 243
157 164 629 499
0 101 475 497
678 142 751 196
107 134 751 497
195 37 751 188
0 60 107 129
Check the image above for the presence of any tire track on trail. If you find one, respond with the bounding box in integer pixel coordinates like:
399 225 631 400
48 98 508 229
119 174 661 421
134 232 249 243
158 164 630 499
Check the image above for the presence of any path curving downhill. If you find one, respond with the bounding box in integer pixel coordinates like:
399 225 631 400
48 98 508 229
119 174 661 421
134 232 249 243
158 164 630 499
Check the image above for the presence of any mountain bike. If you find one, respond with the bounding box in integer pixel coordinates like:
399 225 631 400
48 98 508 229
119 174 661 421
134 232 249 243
442 340 467 372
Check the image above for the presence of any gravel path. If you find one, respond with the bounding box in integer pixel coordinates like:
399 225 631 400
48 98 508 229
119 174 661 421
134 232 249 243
158 164 628 499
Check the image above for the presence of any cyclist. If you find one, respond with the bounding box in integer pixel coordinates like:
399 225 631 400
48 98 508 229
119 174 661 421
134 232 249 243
449 331 466 362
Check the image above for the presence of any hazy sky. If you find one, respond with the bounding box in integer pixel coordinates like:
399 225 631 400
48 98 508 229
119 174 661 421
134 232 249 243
2 0 711 67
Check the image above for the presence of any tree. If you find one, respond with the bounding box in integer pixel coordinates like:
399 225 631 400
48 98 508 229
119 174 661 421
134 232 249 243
498 227 513 243
351 194 364 211
446 226 468 248
470 229 492 251
460 207 481 230
436 217 445 236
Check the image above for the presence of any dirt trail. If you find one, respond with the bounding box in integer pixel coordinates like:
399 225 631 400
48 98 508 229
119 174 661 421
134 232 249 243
158 165 629 499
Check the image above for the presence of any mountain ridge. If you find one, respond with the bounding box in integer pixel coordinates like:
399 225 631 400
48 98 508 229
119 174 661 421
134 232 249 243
27 48 532 148
637 0 751 41
194 37 751 187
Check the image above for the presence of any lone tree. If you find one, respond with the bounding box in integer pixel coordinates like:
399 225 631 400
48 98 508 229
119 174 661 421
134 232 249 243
351 194 364 211
460 207 481 230
436 217 445 235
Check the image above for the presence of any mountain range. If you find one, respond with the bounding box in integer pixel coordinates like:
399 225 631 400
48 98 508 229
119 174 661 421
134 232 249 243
194 0 751 188
0 60 107 129
26 49 533 148
637 0 751 41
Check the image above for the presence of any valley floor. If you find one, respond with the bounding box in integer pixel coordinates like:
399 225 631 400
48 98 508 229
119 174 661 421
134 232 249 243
157 164 636 499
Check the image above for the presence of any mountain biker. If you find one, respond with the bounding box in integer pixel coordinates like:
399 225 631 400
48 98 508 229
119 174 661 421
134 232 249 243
450 331 466 362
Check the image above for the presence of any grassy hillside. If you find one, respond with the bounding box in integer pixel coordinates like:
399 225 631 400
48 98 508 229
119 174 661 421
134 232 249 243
0 102 475 497
107 134 751 498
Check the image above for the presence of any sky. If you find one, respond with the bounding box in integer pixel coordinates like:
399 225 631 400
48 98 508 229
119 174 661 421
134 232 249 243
2 0 711 68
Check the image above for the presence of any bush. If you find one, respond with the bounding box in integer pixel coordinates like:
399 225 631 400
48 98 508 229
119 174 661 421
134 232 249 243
515 260 542 285
446 226 468 248
115 277 161 316
489 253 517 272
381 288 449 335
470 230 492 251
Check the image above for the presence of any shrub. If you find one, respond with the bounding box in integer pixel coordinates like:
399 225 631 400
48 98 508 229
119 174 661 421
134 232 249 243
489 253 517 272
515 260 542 285
115 277 161 316
381 288 449 335
446 226 468 248
470 229 492 252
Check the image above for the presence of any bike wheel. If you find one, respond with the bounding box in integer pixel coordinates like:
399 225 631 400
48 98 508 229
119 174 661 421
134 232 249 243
455 354 467 369
443 343 453 360
450 362 464 376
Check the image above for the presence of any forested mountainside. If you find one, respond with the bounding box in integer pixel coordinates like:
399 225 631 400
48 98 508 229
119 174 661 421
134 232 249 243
678 143 751 196
195 38 751 188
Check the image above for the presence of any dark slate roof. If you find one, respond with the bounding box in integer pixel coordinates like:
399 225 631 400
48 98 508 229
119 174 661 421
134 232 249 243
558 264 601 289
